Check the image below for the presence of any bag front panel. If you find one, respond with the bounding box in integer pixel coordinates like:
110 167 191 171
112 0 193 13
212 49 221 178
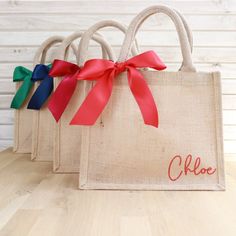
31 100 54 161
80 71 224 190
14 82 34 153
53 79 85 172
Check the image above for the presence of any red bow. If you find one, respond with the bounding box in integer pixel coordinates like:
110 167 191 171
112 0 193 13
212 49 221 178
70 51 166 127
47 60 80 121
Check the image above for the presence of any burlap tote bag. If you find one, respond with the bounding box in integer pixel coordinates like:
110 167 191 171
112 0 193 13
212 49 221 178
48 21 139 173
30 36 77 161
48 31 114 172
77 5 225 190
11 36 71 154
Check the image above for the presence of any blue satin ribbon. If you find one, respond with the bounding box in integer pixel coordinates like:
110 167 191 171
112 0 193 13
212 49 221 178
27 64 53 110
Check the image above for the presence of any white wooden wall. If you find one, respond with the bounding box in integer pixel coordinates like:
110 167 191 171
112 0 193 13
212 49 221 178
0 0 236 158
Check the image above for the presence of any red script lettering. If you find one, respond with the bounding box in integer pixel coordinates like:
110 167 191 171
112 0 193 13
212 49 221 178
168 154 216 181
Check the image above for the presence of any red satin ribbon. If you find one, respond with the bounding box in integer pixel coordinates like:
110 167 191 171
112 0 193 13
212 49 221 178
71 50 166 127
47 60 80 122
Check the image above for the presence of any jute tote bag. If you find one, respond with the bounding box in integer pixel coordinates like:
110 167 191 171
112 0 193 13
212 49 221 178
30 36 77 161
78 5 225 190
49 32 115 172
11 36 71 154
50 21 139 173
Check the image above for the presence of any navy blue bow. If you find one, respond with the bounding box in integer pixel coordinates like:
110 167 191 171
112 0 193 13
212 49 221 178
27 64 53 110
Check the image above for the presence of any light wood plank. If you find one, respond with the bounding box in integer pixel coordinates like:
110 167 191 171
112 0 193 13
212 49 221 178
0 64 34 78
0 109 236 126
1 1 236 14
0 13 235 31
0 140 235 156
0 110 13 124
2 138 233 155
1 109 236 142
1 93 236 110
0 125 13 139
0 79 14 93
0 95 13 109
1 63 235 79
223 110 236 125
1 46 236 63
0 120 228 143
224 140 236 154
222 95 236 109
1 121 236 141
0 31 236 46
1 115 236 149
222 80 236 94
224 126 236 140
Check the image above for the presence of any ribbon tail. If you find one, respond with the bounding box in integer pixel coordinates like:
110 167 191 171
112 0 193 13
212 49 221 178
70 74 113 125
48 75 78 122
128 67 158 127
27 77 53 110
11 75 33 109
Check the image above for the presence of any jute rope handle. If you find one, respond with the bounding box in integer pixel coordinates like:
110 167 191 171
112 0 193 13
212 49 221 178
118 5 196 72
173 9 193 70
174 9 193 52
33 36 78 66
128 8 194 70
56 32 114 62
78 20 140 66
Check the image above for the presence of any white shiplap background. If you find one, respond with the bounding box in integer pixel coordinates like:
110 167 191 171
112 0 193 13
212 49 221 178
0 0 236 158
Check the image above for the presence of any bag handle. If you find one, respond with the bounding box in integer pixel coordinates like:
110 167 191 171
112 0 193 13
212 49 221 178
78 20 140 66
118 5 196 72
173 9 193 70
130 8 194 70
175 10 192 52
56 32 115 63
33 36 77 66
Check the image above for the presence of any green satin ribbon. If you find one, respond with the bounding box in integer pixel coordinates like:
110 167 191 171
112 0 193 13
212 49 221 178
10 66 33 109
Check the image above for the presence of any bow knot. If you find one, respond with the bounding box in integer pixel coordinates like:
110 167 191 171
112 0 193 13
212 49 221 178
70 50 166 127
114 61 126 74
47 60 81 121
27 64 53 110
10 66 33 109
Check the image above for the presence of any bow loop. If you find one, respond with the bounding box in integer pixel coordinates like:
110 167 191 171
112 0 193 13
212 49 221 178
78 59 115 80
31 64 51 82
47 60 81 121
13 66 32 82
49 60 79 77
70 50 166 127
126 50 166 70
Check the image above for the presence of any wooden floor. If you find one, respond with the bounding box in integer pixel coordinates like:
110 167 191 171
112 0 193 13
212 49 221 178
0 148 236 236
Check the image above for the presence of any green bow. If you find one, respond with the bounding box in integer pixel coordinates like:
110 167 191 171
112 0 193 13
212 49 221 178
10 66 33 109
